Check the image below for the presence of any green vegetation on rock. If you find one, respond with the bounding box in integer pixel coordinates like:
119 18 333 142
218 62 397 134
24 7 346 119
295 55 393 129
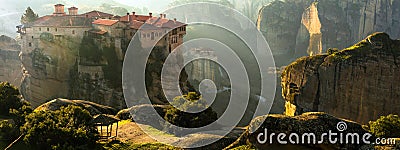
21 105 98 149
0 82 24 116
365 114 400 138
164 92 217 135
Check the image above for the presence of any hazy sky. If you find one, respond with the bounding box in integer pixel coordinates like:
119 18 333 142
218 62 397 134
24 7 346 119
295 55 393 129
114 0 171 12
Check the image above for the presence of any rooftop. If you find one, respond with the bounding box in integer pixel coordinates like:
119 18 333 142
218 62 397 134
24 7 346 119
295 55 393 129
29 15 92 27
92 19 119 26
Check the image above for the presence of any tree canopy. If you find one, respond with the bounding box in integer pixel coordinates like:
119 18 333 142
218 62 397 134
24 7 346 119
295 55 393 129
20 7 39 24
367 114 400 138
0 82 23 116
21 105 98 149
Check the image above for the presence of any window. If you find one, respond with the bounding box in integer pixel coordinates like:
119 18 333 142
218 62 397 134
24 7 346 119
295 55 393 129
72 30 75 34
55 28 58 32
47 28 49 31
39 28 41 31
172 29 177 35
31 36 34 39
28 43 32 47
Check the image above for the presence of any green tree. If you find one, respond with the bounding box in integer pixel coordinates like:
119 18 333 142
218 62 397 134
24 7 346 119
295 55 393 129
0 82 23 116
0 120 19 142
21 105 98 149
20 7 39 24
164 92 217 135
366 114 400 138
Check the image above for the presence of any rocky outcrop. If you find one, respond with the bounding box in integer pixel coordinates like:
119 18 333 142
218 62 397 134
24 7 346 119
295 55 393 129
20 35 82 107
35 98 117 115
282 33 400 124
227 112 373 150
0 35 22 87
257 0 400 64
116 104 168 129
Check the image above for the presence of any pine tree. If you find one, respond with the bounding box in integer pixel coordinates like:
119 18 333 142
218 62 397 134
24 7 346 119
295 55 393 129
20 7 39 24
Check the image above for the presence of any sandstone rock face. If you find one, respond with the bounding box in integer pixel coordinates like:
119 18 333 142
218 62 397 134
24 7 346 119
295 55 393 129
20 36 80 107
0 35 22 87
282 33 400 124
227 112 373 150
257 0 400 62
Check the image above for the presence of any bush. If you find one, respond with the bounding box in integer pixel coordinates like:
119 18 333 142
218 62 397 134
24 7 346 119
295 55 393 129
0 120 19 142
9 100 33 127
367 114 400 138
164 92 217 135
21 105 98 149
0 82 23 116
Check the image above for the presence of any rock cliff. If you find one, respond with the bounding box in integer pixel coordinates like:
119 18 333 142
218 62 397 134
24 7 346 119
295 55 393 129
0 35 22 87
20 32 192 109
257 0 400 64
227 112 373 150
282 32 400 124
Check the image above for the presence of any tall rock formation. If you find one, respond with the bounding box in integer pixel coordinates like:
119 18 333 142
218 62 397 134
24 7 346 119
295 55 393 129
0 35 22 87
257 0 400 65
281 32 400 124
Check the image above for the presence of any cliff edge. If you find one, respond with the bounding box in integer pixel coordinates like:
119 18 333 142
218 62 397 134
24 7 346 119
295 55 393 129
282 32 400 124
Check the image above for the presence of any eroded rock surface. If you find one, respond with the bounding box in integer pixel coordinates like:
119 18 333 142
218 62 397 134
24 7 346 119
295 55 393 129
0 35 22 87
227 112 373 150
282 33 400 124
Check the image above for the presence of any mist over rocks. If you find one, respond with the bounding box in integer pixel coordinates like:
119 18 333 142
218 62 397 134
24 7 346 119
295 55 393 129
257 0 400 65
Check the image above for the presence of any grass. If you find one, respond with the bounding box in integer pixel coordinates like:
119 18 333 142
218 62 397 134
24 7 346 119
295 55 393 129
102 141 181 150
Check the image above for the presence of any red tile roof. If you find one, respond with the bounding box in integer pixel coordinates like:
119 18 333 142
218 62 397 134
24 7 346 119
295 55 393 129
130 20 144 29
88 29 107 35
29 15 92 27
146 17 186 29
92 19 119 26
82 11 113 19
120 14 152 22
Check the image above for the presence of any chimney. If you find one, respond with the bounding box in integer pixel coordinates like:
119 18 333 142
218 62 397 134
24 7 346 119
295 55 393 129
163 14 166 18
127 13 130 22
68 7 78 15
174 18 177 22
160 14 163 18
53 4 66 16
132 12 136 16
149 13 153 17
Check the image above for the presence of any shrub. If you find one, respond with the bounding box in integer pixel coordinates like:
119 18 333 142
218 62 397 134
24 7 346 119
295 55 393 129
0 120 19 142
327 48 339 55
0 82 23 116
367 114 400 138
21 105 98 149
164 92 217 135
